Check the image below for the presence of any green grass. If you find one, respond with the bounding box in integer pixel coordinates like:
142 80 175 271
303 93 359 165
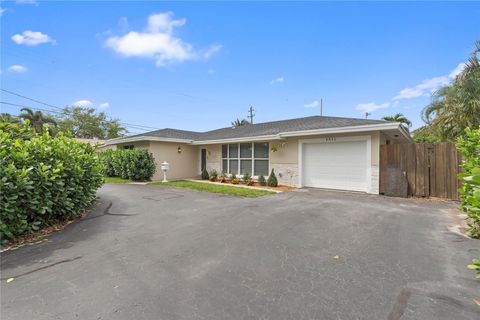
104 176 134 184
149 180 275 198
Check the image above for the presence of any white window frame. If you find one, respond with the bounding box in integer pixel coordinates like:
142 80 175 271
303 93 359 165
221 142 269 177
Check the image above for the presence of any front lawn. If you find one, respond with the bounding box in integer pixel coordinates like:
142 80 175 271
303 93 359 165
149 180 275 198
104 176 133 184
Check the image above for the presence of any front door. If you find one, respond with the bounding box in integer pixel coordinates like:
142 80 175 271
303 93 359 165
201 149 207 171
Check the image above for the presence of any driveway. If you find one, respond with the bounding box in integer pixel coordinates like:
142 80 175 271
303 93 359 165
1 184 479 319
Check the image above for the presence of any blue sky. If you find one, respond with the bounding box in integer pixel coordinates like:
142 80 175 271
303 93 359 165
1 1 479 134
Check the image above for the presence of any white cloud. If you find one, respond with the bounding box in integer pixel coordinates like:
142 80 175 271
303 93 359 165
393 63 466 100
0 7 6 16
208 69 215 75
73 100 93 107
99 102 110 110
355 102 390 113
304 100 319 108
270 76 284 85
11 30 55 46
16 0 38 4
8 64 28 73
393 76 450 100
449 62 466 79
105 11 221 67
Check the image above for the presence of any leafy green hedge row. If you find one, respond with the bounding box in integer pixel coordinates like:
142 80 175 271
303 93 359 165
0 124 104 242
457 127 480 238
100 149 156 181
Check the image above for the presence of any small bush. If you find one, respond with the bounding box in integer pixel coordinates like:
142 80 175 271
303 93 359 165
230 173 237 180
217 175 226 183
0 125 103 242
246 178 255 186
456 127 480 238
267 169 278 187
101 149 156 181
258 175 266 186
201 168 209 180
209 169 218 182
242 172 251 184
231 178 240 185
468 259 480 279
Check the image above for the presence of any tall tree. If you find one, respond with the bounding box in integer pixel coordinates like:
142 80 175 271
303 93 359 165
421 41 480 141
18 108 57 132
57 106 126 139
382 113 412 128
0 113 21 124
231 118 249 128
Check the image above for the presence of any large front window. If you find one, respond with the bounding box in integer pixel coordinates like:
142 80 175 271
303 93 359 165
222 142 269 176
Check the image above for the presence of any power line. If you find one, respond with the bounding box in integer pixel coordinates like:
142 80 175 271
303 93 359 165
0 101 155 132
0 89 161 131
1 88 64 111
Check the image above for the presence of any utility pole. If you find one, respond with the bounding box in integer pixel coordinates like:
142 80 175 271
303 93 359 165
248 106 255 124
320 98 323 116
365 112 371 119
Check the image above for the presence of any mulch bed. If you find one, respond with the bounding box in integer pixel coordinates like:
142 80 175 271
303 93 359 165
198 179 294 192
1 207 92 252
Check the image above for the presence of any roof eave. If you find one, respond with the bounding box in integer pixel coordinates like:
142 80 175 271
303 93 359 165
278 122 408 138
103 136 194 145
192 134 284 145
104 122 412 146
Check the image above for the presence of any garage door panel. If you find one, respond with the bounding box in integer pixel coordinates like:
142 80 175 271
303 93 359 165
302 140 368 192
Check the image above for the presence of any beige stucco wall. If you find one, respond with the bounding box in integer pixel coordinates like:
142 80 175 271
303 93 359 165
148 141 199 181
201 144 222 173
201 131 383 193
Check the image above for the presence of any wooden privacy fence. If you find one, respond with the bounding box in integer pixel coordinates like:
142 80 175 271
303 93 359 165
380 142 462 200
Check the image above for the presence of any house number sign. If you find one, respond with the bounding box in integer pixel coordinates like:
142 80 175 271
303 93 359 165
325 137 336 142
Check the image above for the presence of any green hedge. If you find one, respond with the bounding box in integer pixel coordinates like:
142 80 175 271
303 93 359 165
101 149 156 181
0 124 103 242
456 127 480 238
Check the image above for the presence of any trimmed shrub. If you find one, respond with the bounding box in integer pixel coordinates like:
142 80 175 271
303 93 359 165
209 169 218 182
100 149 156 181
231 178 240 185
257 175 266 186
456 127 480 238
0 125 103 242
201 168 209 180
246 178 255 186
267 169 278 187
242 172 251 184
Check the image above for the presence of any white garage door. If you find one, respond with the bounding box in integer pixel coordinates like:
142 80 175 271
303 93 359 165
302 139 369 192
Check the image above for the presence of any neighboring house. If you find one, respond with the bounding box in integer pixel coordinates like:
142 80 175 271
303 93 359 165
77 138 106 146
100 115 411 194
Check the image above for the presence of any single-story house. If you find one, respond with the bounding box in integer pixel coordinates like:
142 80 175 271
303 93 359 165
100 115 411 194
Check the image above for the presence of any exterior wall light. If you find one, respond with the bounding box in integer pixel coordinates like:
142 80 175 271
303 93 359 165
161 161 169 182
177 146 182 154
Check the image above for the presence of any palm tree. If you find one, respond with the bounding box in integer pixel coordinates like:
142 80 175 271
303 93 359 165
382 113 412 128
19 107 57 132
231 118 249 128
421 40 480 140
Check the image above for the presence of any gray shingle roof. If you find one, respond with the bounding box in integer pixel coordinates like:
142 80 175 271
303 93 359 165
128 115 389 142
